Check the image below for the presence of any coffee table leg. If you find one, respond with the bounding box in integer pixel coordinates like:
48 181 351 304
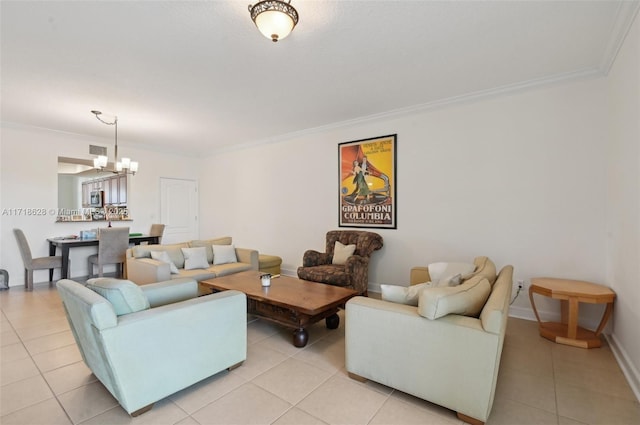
326 313 340 329
293 328 308 347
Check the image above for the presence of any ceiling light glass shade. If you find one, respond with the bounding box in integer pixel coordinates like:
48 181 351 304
121 157 131 168
94 155 108 169
249 0 299 42
129 161 139 173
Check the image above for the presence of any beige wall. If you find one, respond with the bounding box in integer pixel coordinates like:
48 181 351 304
606 13 640 399
198 76 609 321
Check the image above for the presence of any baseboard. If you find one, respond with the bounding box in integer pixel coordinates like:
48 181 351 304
607 333 640 402
368 282 382 294
507 305 537 321
281 267 296 277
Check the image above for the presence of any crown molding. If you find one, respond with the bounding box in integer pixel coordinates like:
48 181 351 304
599 1 640 74
0 120 202 158
213 66 604 156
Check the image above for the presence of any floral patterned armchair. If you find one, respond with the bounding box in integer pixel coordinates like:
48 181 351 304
297 230 383 296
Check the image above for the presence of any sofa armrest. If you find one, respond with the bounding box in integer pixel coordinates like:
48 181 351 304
344 255 370 294
235 248 259 270
410 266 431 285
302 250 331 266
139 278 198 308
127 258 171 285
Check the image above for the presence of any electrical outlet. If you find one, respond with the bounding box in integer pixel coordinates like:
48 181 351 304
517 279 525 290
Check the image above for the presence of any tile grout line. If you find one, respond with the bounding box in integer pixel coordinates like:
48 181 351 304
1 290 74 424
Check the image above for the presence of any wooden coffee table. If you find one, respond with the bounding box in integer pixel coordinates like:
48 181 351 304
200 271 358 347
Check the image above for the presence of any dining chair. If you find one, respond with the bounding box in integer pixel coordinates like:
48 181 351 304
149 224 166 244
13 228 62 291
88 227 130 278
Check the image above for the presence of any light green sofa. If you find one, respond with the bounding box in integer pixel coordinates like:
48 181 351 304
57 277 247 416
126 236 259 285
345 258 513 425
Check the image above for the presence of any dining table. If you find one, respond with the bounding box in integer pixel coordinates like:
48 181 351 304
47 234 160 279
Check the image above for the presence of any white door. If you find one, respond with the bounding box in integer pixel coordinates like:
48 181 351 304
160 178 198 243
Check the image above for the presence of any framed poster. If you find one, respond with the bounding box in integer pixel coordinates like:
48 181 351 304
339 134 397 229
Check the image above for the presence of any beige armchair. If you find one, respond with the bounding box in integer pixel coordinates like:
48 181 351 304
296 230 383 296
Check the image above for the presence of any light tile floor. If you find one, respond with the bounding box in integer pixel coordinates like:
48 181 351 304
1 283 639 425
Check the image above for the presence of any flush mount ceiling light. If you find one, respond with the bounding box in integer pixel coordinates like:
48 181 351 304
91 110 138 175
248 0 299 42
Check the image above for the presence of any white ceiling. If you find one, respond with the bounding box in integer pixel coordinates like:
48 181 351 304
1 1 638 156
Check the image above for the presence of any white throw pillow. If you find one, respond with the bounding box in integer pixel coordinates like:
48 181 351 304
181 247 209 270
150 250 180 274
332 241 356 265
381 282 431 306
428 262 475 287
212 244 238 265
417 275 491 320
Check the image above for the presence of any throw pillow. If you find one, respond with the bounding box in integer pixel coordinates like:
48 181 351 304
86 278 150 316
189 237 233 263
427 262 475 286
417 275 491 320
181 247 209 270
212 244 238 265
132 243 189 268
150 250 180 274
332 241 356 265
466 256 497 285
381 282 431 306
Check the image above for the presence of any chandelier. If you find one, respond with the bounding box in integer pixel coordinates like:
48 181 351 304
91 110 138 175
248 0 299 42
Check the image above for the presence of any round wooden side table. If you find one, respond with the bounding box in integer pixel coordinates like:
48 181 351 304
529 277 615 348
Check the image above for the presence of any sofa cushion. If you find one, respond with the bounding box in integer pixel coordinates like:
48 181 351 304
417 275 491 320
189 237 233 264
381 282 430 306
86 278 150 316
210 262 253 277
332 241 356 265
213 244 238 265
297 264 350 287
132 243 189 268
181 247 209 270
150 250 179 274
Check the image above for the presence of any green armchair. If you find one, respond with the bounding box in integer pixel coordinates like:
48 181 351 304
57 277 247 416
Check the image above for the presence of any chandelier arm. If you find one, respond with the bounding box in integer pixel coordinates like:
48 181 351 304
94 115 117 126
91 110 136 175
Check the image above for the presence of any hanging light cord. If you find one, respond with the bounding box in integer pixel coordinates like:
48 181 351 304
92 111 119 164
